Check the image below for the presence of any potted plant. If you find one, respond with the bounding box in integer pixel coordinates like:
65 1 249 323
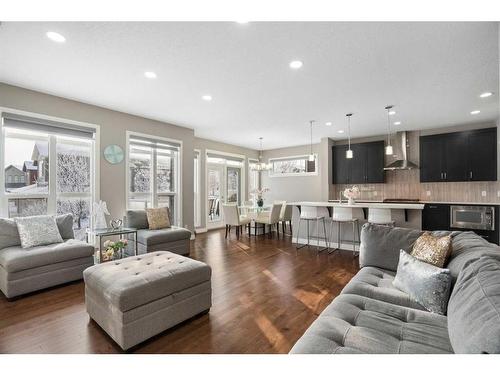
103 239 129 261
250 187 270 207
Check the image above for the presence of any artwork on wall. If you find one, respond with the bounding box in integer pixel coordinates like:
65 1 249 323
103 144 124 164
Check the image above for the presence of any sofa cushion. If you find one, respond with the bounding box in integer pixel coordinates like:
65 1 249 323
393 251 452 315
0 239 95 273
289 293 453 354
359 224 423 271
447 231 500 282
448 256 500 353
341 266 425 311
125 210 149 230
83 251 211 312
146 207 171 230
56 214 75 240
136 226 191 246
0 218 21 250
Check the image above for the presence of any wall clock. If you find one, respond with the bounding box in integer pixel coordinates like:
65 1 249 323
103 144 124 164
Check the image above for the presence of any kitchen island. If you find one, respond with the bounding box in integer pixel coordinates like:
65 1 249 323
289 201 425 252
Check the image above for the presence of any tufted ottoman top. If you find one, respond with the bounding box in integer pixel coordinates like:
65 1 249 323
83 251 211 312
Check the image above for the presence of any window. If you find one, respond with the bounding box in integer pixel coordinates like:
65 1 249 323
1 111 98 240
248 158 260 200
127 133 181 225
269 154 318 177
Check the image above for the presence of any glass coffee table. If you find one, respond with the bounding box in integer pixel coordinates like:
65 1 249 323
86 227 138 263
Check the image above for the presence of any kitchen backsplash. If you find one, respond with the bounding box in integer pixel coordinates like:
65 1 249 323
332 169 500 203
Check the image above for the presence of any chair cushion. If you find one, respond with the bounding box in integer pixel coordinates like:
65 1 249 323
136 226 192 246
289 294 453 354
341 267 425 311
125 210 149 230
83 251 211 312
448 256 500 353
0 239 95 273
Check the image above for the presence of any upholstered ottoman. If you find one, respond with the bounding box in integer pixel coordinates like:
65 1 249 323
83 251 212 350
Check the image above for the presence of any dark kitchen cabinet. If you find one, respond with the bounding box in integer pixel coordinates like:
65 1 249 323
422 204 450 231
419 127 497 182
332 141 384 184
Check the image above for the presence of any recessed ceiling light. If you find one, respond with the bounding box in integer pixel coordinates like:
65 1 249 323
289 60 303 69
236 21 249 24
394 121 401 125
202 95 212 101
46 31 66 43
325 122 332 126
337 130 345 134
470 110 481 115
144 71 157 79
388 111 396 116
480 92 493 98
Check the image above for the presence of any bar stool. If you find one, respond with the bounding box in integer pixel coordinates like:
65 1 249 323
367 208 395 226
329 206 362 257
296 206 329 251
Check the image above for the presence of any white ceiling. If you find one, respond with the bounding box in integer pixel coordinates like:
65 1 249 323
0 22 498 150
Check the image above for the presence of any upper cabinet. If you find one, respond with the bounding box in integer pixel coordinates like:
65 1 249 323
332 141 385 184
420 127 497 182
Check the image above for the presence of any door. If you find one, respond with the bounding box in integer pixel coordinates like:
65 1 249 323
207 164 242 229
443 132 468 181
332 145 350 184
468 128 497 181
420 135 444 182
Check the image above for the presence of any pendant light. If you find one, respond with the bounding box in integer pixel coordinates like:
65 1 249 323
385 105 394 155
346 113 353 159
308 120 315 162
251 137 272 171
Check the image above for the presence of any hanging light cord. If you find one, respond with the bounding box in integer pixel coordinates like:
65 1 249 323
347 114 351 150
310 120 313 155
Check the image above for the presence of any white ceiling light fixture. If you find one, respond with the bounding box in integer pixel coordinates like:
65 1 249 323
325 122 332 126
388 110 396 116
470 110 481 115
394 121 401 125
46 31 66 43
480 92 493 98
251 137 272 171
308 120 316 162
236 21 249 24
337 129 345 134
346 113 353 159
385 105 394 156
144 71 157 79
289 60 303 69
202 95 213 101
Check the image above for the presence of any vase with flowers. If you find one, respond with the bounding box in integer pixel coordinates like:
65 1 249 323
250 187 270 207
102 239 129 261
343 186 360 205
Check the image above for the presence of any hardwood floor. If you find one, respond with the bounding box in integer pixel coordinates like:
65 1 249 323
0 229 359 354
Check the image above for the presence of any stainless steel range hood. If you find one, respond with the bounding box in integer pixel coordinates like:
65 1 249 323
384 131 419 170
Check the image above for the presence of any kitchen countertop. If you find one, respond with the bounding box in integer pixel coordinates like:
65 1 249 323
290 201 425 210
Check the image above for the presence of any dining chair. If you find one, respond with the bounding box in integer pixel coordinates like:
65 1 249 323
240 200 254 217
222 204 251 239
254 203 283 238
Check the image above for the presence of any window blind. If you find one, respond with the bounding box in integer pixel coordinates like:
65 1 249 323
129 135 181 152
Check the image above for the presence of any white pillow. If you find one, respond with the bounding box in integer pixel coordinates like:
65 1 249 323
14 215 63 249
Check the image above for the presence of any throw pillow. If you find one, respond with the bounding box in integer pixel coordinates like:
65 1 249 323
145 207 171 230
56 213 75 240
393 250 452 315
14 215 64 249
411 232 452 268
0 218 21 250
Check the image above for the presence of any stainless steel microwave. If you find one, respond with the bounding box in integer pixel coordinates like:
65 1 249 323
450 205 495 231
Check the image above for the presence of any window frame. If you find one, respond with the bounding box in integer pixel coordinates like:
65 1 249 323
0 107 100 229
268 153 319 178
125 131 183 226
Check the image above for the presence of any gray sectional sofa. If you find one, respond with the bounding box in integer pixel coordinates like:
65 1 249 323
124 210 192 256
0 214 95 298
290 223 500 354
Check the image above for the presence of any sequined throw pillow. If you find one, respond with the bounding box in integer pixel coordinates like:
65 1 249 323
146 207 171 230
411 232 452 268
393 250 452 315
14 215 64 249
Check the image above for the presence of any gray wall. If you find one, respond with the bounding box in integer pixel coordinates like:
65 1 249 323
0 82 196 230
193 137 259 229
261 143 323 204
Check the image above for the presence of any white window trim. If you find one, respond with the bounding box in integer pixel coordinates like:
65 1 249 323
248 157 260 198
268 153 319 178
0 107 100 219
126 130 183 226
194 149 201 228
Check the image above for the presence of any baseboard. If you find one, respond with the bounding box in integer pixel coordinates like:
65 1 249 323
195 227 207 234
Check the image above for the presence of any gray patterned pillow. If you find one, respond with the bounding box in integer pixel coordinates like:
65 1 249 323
14 215 64 249
393 250 452 315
